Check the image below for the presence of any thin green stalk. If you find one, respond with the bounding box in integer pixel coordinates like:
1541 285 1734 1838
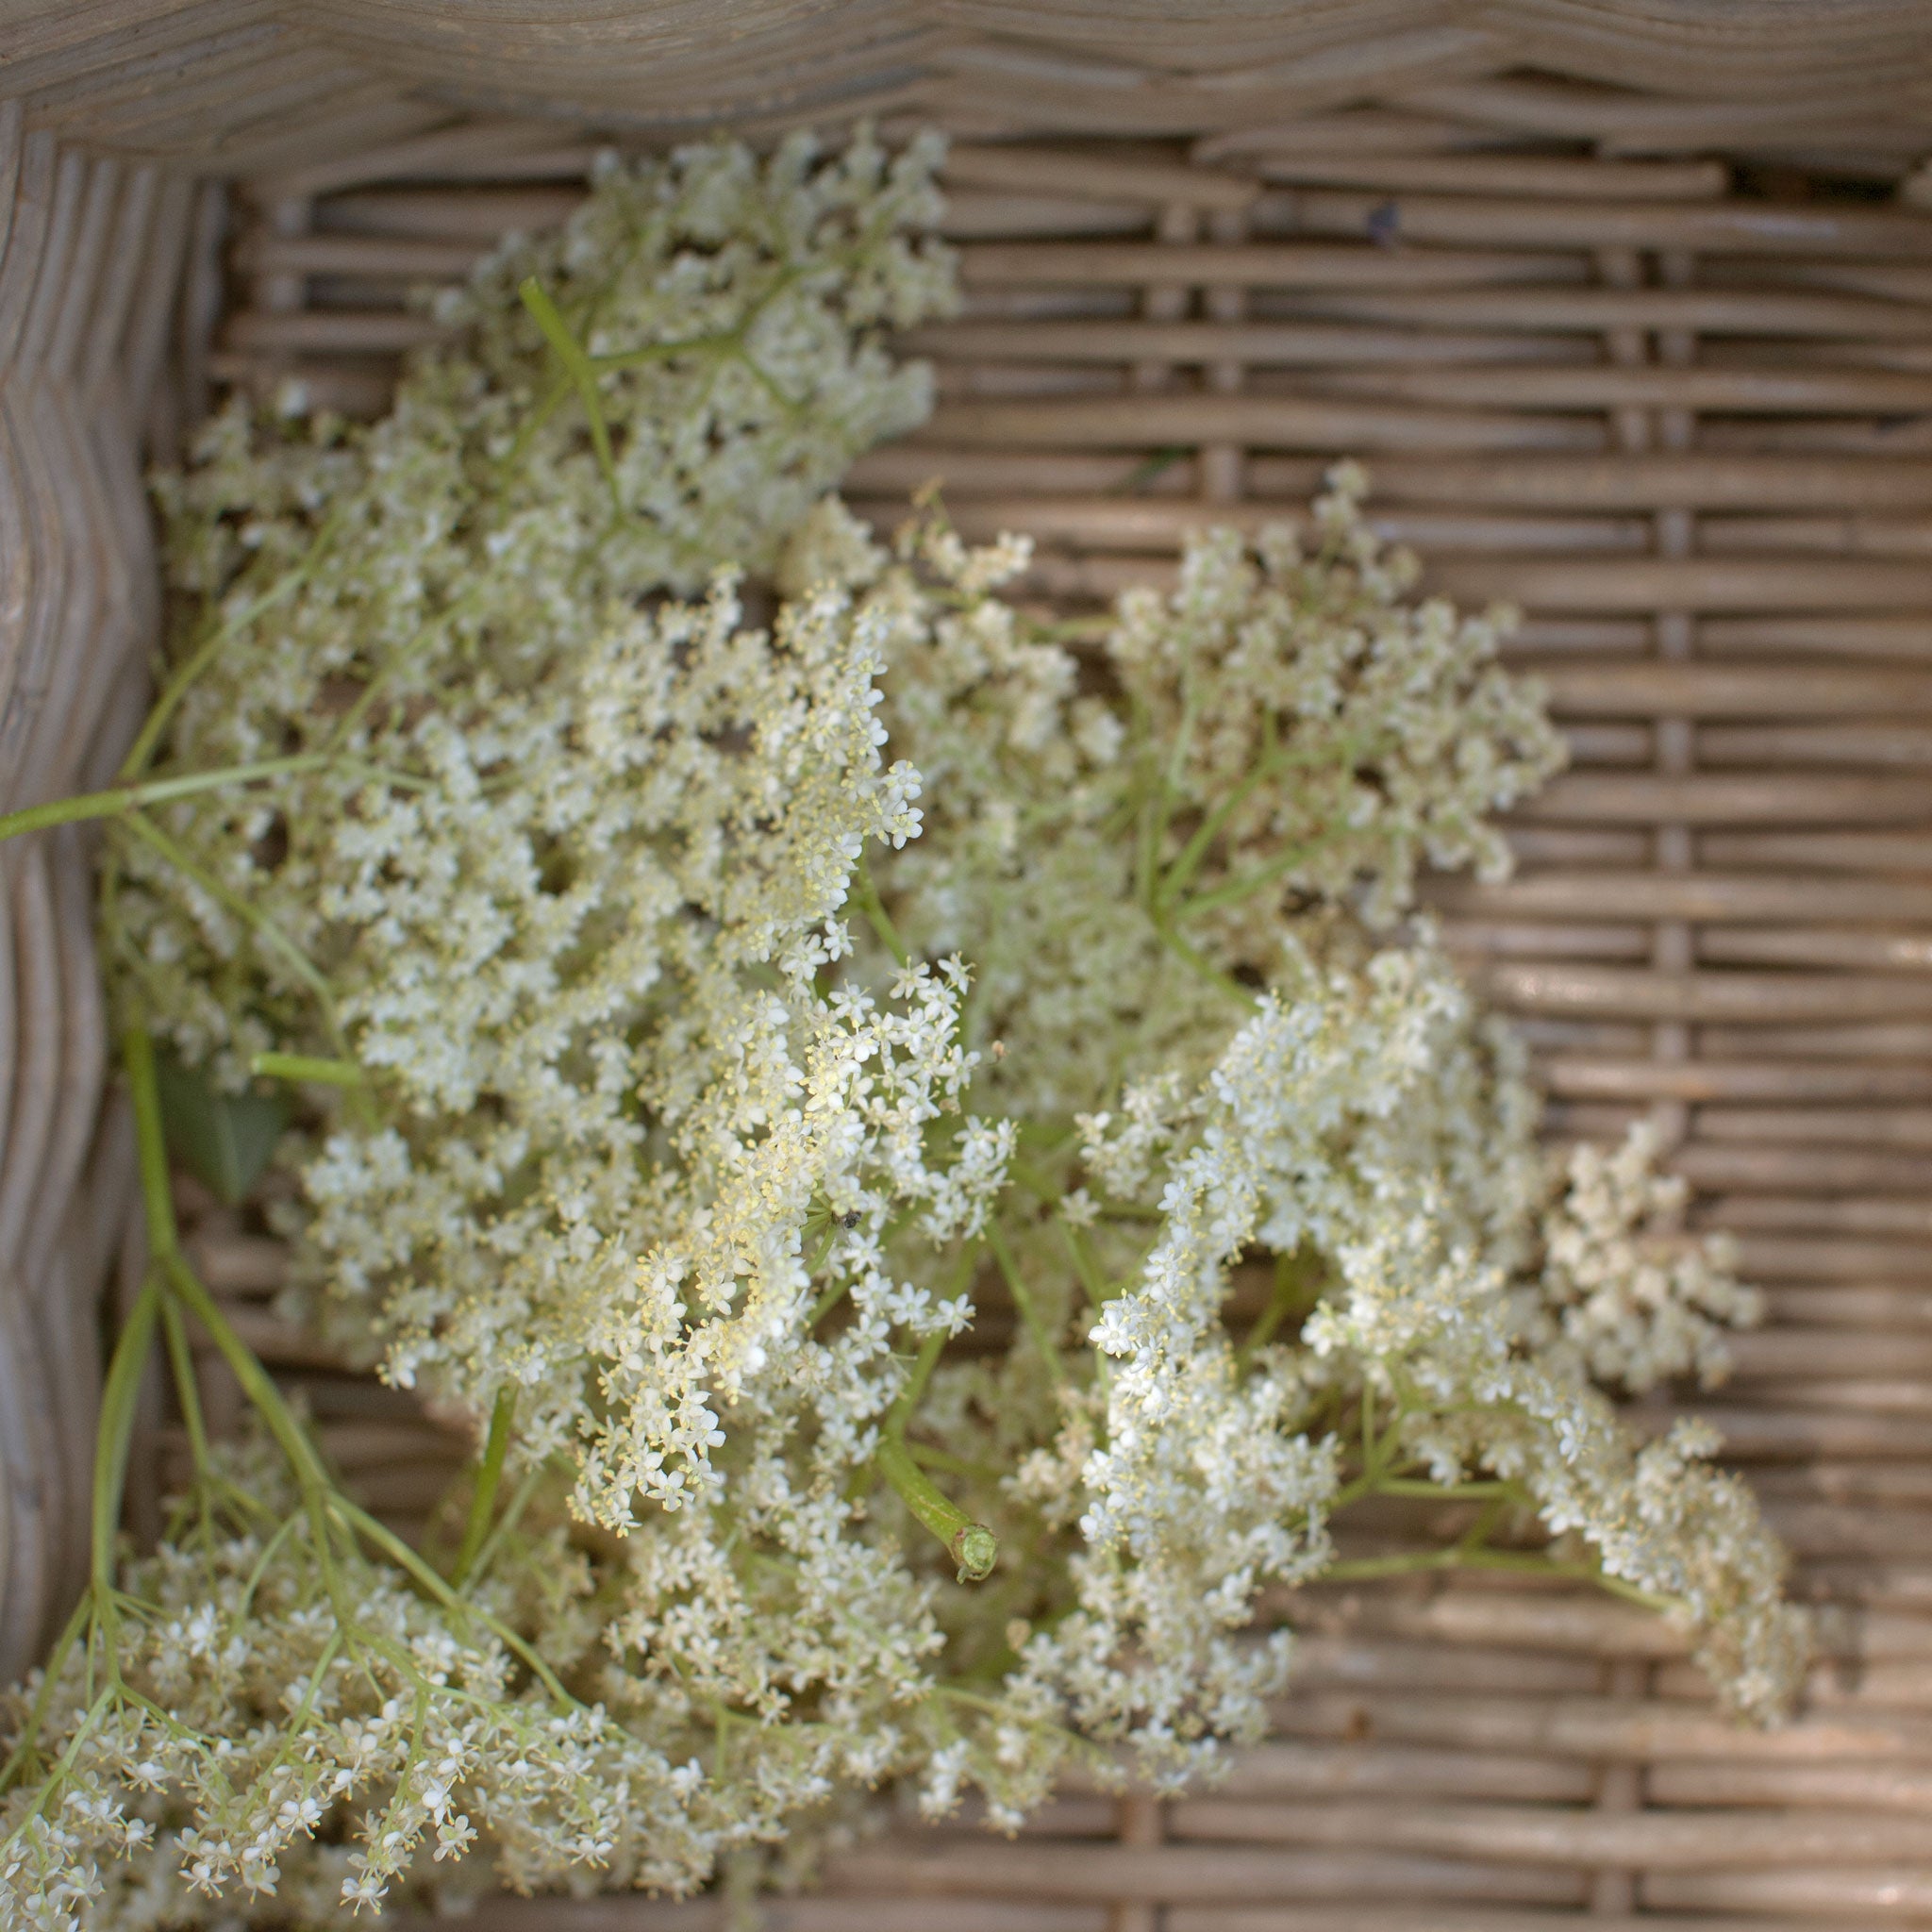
130 1024 349 1605
1152 916 1257 1009
1157 741 1287 909
0 1688 115 1832
160 1251 325 1488
500 371 573 478
986 1220 1065 1385
234 1512 303 1618
905 1441 1002 1482
589 332 732 373
1136 679 1202 919
91 1273 162 1598
1156 720 1357 914
450 1388 516 1589
121 501 350 781
874 1438 997 1583
1060 1220 1114 1309
157 1291 212 1478
1008 1152 1077 1206
1455 1492 1510 1557
888 1328 948 1435
1235 1249 1315 1369
1320 1545 1678 1613
0 754 333 848
251 1051 367 1088
1171 824 1342 924
849 856 909 968
801 1208 842 1311
127 1025 183 1255
1132 773 1163 915
0 1592 94 1790
520 275 622 510
1374 1476 1516 1501
462 1459 548 1591
246 1629 345 1795
736 348 804 420
122 812 344 1049
330 1494 576 1707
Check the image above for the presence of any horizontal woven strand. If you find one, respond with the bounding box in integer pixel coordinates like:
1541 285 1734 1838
1163 1796 1932 1867
1289 187 1932 258
1270 1685 1932 1759
822 1841 1585 1907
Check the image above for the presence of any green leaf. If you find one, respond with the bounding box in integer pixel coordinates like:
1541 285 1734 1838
154 1053 291 1206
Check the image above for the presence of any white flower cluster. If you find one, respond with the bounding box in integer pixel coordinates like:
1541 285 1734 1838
288 572 949 1460
848 468 1565 1120
1527 1122 1760 1394
1 1448 739 1931
8 133 1025 1928
129 125 951 1092
1108 463 1557 926
3 134 1807 1924
118 133 956 1464
838 499 1800 1736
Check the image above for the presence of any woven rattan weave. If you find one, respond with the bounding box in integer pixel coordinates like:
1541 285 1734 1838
7 7 1932 1925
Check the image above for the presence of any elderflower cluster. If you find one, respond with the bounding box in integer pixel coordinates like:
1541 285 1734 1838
3 126 1809 1927
1528 1123 1761 1393
828 468 1565 1118
834 501 1801 1732
129 125 952 1093
2 1447 751 1931
117 133 955 1461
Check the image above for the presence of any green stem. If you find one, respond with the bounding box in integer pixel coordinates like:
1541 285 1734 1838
1374 1476 1517 1501
450 1388 516 1589
589 329 740 373
1135 679 1203 918
0 755 333 848
905 1441 1003 1482
329 1494 576 1708
130 1025 350 1610
1132 774 1162 915
802 1210 843 1324
1236 1249 1316 1368
1320 1545 1678 1613
120 502 349 781
462 1458 548 1591
889 1329 948 1435
136 1035 328 1483
1171 825 1342 924
849 856 909 968
0 1689 115 1836
235 1512 303 1618
1158 741 1288 908
91 1273 162 1597
122 813 352 1070
874 1438 997 1583
127 1025 183 1256
986 1220 1065 1385
1060 1220 1115 1309
0 1592 93 1791
157 1292 212 1478
1153 917 1257 1009
520 275 622 510
161 1253 325 1486
251 1051 367 1088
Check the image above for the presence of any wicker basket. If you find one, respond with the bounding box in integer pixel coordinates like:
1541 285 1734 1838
8 7 1932 1925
